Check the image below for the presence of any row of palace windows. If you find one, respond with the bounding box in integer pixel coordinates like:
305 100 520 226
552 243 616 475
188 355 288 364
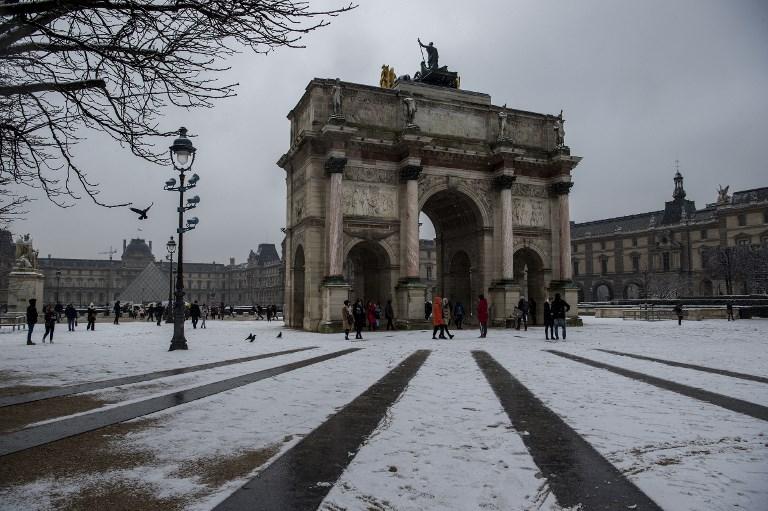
573 252 669 277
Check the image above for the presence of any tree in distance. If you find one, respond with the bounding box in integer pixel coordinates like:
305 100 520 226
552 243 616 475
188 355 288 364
0 0 356 219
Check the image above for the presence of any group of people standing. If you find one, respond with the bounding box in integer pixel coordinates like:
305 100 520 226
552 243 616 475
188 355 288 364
341 299 396 340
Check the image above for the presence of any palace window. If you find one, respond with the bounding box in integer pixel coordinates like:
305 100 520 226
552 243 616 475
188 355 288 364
573 260 580 276
700 229 708 239
632 237 638 247
662 252 670 271
738 214 747 227
426 265 433 280
736 237 751 246
600 257 608 275
572 243 578 253
600 241 606 250
632 254 640 272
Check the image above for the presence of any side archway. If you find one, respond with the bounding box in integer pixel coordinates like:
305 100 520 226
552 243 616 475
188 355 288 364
593 281 613 302
292 245 306 328
624 281 643 300
344 240 393 305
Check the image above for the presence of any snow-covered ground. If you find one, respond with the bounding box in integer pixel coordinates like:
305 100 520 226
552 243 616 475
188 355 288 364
0 317 766 510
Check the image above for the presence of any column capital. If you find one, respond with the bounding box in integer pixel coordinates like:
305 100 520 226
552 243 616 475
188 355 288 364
550 181 574 196
494 175 516 190
324 156 347 175
400 164 423 182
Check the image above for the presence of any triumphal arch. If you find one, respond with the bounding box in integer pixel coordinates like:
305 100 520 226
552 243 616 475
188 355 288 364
279 59 581 332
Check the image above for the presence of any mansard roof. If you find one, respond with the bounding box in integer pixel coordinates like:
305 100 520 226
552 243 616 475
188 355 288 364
731 187 768 205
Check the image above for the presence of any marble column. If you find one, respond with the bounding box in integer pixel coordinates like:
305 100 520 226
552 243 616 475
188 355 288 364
400 165 422 279
551 181 574 280
496 175 516 281
325 156 347 277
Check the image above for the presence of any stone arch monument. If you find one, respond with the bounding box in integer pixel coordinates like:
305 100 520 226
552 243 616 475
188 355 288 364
279 77 581 331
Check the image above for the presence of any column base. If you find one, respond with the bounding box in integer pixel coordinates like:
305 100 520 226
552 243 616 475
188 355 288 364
319 278 351 333
395 279 429 329
488 282 520 328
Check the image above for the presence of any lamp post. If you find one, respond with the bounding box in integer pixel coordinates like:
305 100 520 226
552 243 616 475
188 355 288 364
55 270 61 303
165 236 176 323
164 127 201 351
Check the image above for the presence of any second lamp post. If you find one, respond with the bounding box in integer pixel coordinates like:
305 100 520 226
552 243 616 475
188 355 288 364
164 127 200 351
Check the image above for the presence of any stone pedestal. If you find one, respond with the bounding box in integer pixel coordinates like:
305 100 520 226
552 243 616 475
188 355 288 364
6 270 45 312
395 279 430 330
318 278 351 333
489 282 520 327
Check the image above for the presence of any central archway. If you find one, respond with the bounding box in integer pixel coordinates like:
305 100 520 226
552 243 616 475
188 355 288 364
513 247 545 324
421 188 486 322
344 241 392 304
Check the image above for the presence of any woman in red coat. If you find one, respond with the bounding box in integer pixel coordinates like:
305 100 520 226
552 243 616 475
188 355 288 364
367 301 377 331
432 295 446 339
477 294 488 338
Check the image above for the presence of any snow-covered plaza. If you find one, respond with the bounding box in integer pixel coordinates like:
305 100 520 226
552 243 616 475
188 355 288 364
0 317 766 510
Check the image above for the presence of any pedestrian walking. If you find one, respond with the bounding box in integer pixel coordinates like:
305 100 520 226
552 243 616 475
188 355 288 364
424 299 432 321
42 304 55 343
367 301 377 331
147 304 155 322
442 298 455 339
726 302 735 321
543 297 554 340
87 303 97 330
385 299 395 330
454 302 465 329
342 300 353 340
190 301 201 328
529 298 537 326
26 298 38 345
155 302 164 326
551 293 570 340
432 295 446 339
353 298 366 340
113 300 121 325
674 302 684 326
201 304 208 328
477 294 488 338
65 303 77 331
516 297 529 331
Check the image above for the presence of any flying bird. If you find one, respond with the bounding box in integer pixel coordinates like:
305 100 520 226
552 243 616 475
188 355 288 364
129 203 153 220
276 332 282 339
245 333 256 342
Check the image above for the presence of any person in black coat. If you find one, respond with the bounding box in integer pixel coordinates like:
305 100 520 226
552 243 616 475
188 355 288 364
113 301 121 325
26 298 38 345
385 299 395 331
529 298 537 326
190 301 201 328
155 303 164 326
551 293 570 340
674 302 684 326
352 299 366 340
516 297 529 331
65 303 77 331
543 298 554 340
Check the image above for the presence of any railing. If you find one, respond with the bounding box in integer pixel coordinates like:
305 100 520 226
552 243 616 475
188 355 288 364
0 314 26 331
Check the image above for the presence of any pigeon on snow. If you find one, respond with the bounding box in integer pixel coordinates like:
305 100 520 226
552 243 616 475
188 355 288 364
244 333 256 342
276 332 282 339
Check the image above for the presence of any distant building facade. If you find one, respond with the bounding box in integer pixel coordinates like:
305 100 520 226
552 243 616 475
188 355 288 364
0 235 285 307
571 173 768 301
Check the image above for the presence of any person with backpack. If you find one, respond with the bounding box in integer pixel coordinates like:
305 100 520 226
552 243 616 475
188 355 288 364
551 293 570 340
453 302 465 329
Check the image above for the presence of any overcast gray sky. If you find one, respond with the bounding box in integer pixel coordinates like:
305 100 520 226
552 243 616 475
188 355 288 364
8 0 768 263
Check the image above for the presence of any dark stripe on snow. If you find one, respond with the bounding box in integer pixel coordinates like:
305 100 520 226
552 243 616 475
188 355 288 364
595 349 768 384
0 348 359 457
214 350 431 511
473 350 663 511
0 347 317 408
548 350 768 422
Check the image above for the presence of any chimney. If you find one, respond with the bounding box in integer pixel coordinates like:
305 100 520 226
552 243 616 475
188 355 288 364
123 239 127 253
149 240 153 252
230 257 235 266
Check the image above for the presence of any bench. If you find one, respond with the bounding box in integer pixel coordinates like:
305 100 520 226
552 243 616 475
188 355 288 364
0 314 27 331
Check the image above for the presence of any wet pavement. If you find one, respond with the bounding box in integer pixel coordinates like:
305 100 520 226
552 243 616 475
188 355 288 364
0 347 317 408
595 348 768 383
213 350 431 511
472 350 664 511
547 350 768 422
0 348 360 457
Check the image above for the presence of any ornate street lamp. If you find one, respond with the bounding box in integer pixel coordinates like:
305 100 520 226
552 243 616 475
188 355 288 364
164 127 201 351
165 236 176 323
55 270 61 303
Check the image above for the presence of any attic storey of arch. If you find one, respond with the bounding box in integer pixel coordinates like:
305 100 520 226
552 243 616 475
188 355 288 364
0 0 355 210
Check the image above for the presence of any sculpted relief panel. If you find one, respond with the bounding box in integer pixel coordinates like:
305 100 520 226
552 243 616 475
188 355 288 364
344 166 398 185
513 198 547 227
343 183 398 218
